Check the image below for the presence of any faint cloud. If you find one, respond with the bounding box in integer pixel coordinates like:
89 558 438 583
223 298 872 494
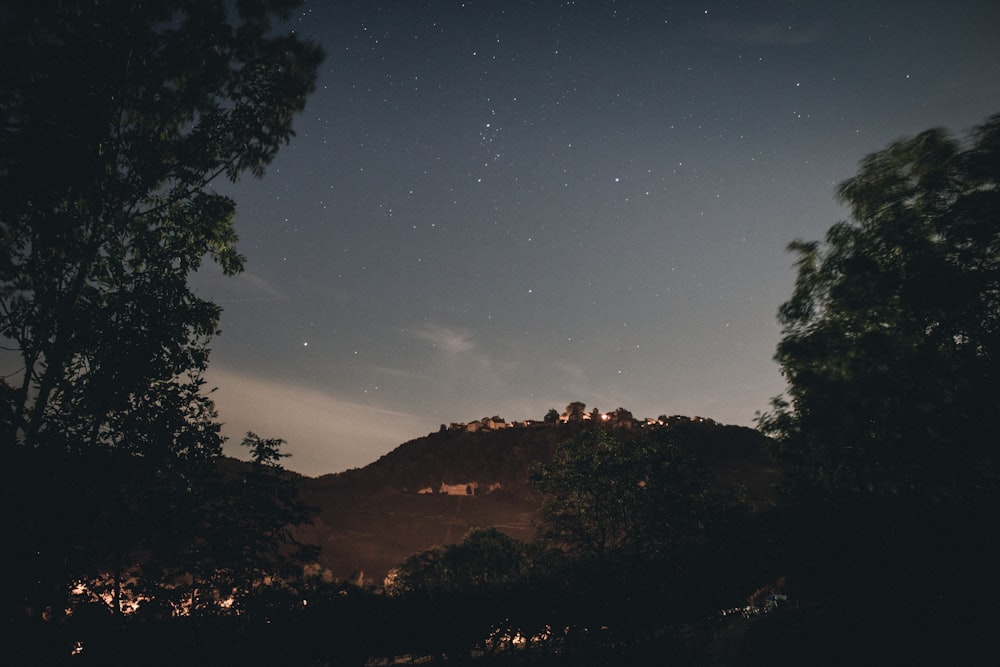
235 270 286 300
413 323 475 354
405 322 524 405
192 263 287 303
205 366 433 477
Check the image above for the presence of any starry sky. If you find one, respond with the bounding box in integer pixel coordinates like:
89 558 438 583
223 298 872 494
192 0 1000 477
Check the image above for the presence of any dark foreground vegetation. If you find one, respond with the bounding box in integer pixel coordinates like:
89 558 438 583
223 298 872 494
2 1 998 664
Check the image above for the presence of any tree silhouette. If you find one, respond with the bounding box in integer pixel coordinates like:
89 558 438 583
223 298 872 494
0 0 322 620
564 401 587 423
393 527 528 595
532 429 711 562
756 113 1000 662
759 113 1000 506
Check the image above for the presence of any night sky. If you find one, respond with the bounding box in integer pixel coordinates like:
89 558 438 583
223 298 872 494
192 0 1000 476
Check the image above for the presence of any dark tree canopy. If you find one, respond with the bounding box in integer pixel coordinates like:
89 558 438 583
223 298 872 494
532 429 711 562
0 0 322 619
564 401 587 422
0 0 322 451
759 113 1000 505
392 527 528 596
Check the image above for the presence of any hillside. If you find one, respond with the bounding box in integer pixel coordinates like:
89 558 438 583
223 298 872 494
294 415 781 585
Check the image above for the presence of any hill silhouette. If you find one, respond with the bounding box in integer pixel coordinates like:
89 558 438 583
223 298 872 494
293 413 780 584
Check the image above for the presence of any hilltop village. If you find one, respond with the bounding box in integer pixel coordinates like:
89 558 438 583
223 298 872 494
424 406 721 496
443 403 717 433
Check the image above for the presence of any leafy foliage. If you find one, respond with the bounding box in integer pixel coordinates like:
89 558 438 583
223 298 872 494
532 428 712 562
177 434 319 616
393 527 529 595
755 113 1000 661
0 0 322 620
0 0 322 451
759 113 1000 505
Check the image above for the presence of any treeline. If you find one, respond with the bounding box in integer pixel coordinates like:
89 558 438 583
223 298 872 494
9 424 775 666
